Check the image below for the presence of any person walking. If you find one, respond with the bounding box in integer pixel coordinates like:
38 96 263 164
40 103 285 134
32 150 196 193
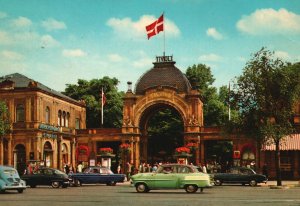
77 162 83 173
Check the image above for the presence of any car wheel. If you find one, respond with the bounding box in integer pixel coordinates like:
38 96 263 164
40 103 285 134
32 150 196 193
135 183 149 193
62 184 68 188
106 181 116 186
51 181 60 188
185 185 198 193
0 190 5 193
17 189 24 193
214 179 222 186
75 179 81 187
249 180 257 187
30 184 36 188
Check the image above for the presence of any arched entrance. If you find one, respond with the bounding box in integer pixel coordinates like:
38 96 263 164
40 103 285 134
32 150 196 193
14 144 26 175
61 143 68 164
139 104 184 164
43 141 53 167
122 56 203 168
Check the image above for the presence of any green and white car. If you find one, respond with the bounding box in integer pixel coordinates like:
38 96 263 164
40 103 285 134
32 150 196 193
0 165 26 193
131 164 211 193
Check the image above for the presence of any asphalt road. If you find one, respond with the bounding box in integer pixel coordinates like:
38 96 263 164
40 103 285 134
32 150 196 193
1 182 300 206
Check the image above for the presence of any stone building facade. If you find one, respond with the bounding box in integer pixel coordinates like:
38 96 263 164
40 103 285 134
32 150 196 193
0 73 86 174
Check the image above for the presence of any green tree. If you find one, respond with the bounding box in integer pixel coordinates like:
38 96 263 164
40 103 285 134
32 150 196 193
233 48 300 186
63 76 124 128
0 101 10 138
185 64 229 126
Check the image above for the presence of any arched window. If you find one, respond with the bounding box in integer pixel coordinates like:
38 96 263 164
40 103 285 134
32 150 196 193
58 110 62 126
66 112 70 127
16 104 25 122
45 107 50 124
62 111 66 127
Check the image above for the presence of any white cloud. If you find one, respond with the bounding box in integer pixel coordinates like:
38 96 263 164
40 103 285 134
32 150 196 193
0 11 7 19
274 50 291 60
42 18 67 31
107 15 180 39
206 27 223 40
0 30 13 44
40 35 60 48
199 53 222 62
132 57 153 68
1 50 23 60
237 8 300 35
12 16 32 27
62 49 86 57
108 54 124 62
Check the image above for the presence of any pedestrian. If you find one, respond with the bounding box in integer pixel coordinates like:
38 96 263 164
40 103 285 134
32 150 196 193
126 162 132 181
65 163 70 174
77 162 83 173
117 164 121 174
202 164 207 173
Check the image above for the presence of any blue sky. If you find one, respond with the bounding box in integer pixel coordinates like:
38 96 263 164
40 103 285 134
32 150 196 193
0 0 300 92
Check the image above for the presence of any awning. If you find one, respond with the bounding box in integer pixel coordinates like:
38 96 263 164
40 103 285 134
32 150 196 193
262 134 300 151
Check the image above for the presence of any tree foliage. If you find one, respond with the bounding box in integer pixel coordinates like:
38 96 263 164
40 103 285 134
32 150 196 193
63 76 124 128
233 48 300 185
185 64 229 126
0 101 10 137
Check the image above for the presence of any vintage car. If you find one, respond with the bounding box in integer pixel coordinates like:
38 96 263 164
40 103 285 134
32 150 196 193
213 166 267 186
69 166 125 186
131 164 211 193
0 165 26 193
21 167 70 188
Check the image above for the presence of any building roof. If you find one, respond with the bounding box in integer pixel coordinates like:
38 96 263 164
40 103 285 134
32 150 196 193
135 60 192 95
262 134 300 151
0 73 84 106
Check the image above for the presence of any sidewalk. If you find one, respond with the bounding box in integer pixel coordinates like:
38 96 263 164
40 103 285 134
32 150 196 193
262 180 300 187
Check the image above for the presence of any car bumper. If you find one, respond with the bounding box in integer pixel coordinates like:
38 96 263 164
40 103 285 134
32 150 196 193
2 184 27 190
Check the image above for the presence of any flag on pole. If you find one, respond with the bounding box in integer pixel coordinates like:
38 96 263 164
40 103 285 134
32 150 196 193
101 88 106 126
145 14 164 39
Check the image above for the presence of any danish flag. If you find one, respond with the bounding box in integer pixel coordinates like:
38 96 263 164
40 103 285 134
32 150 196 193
145 14 164 39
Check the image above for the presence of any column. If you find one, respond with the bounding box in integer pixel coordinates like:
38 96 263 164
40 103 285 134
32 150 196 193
134 137 140 169
130 137 134 164
8 135 12 166
200 140 205 165
0 138 3 165
294 151 299 179
72 138 76 165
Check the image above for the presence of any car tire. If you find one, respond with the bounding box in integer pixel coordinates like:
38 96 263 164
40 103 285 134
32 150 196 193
29 184 36 188
106 181 116 186
249 180 257 187
185 185 198 193
62 184 68 188
135 183 149 193
214 179 222 186
17 189 24 193
51 181 60 188
75 179 81 187
0 190 5 193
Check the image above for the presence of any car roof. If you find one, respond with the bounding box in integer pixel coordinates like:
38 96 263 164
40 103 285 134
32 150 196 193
0 165 16 171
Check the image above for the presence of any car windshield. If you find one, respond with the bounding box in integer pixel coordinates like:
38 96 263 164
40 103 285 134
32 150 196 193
54 170 65 175
3 169 18 177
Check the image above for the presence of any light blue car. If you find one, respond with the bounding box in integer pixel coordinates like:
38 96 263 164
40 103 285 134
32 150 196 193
0 165 26 193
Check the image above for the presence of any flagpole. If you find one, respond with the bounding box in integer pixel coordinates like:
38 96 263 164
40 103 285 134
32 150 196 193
163 11 165 57
228 81 231 121
101 87 104 126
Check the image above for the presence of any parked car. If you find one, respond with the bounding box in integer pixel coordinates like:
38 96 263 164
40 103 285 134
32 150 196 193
131 164 211 193
21 167 70 188
213 166 267 186
0 165 26 193
69 166 125 186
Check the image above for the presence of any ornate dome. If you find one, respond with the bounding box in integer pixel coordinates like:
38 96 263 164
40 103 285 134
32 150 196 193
135 59 192 95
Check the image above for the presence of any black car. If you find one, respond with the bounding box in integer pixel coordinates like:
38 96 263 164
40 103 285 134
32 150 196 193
22 167 70 188
213 167 267 186
69 166 125 186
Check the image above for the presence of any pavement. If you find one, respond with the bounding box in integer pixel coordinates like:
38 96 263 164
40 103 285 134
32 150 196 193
263 180 300 188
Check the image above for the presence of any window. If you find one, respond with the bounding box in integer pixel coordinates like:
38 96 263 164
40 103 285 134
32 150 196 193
58 110 62 126
16 104 25 122
75 118 80 129
45 107 50 124
66 112 70 127
62 111 66 127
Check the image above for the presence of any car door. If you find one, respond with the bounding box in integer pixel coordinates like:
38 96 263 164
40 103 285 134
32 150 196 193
154 165 178 188
225 168 240 183
43 169 54 185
